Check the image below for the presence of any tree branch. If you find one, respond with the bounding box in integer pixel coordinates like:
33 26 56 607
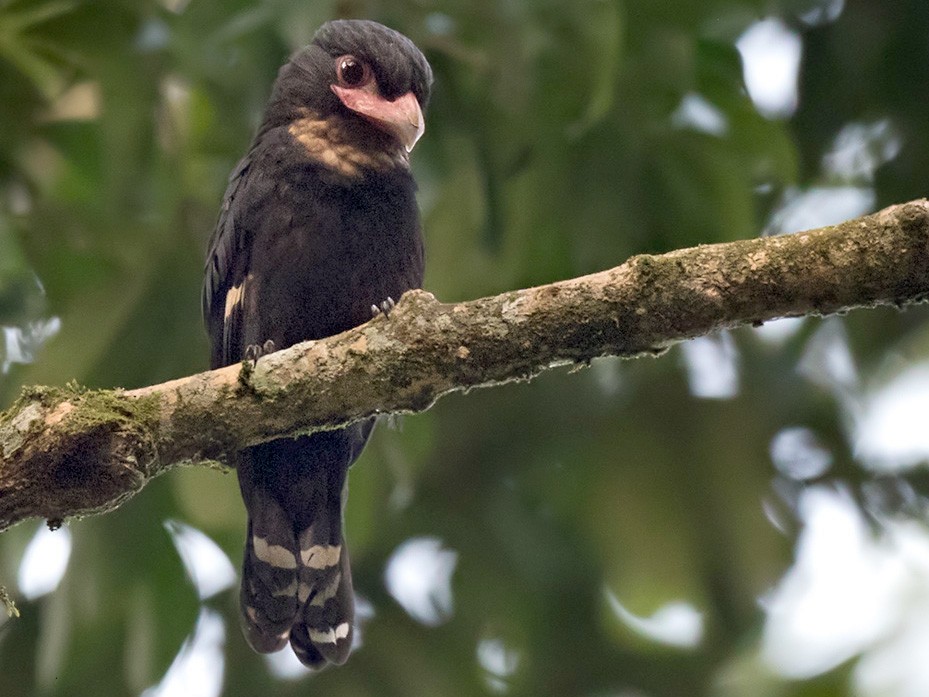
2 200 929 532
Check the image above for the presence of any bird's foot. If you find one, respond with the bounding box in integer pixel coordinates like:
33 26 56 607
370 296 396 319
244 339 277 364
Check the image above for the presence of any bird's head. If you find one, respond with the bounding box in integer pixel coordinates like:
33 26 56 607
266 20 432 157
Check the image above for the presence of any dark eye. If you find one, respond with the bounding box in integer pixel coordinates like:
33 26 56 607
336 56 371 87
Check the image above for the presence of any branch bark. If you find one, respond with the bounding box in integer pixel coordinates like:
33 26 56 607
2 200 929 532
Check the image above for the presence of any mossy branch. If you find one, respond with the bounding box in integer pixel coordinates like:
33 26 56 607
2 200 929 533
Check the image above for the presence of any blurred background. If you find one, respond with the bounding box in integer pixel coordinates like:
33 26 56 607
2 0 929 695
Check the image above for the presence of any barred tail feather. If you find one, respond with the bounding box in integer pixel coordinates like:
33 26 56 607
289 527 355 667
239 488 301 653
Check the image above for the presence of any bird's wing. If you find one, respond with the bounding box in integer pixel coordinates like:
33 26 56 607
202 150 265 369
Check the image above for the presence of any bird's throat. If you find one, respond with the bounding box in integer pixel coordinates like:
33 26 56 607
287 112 409 179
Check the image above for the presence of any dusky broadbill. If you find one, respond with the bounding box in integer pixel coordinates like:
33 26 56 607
202 19 432 668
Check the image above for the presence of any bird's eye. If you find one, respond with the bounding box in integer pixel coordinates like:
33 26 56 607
336 56 371 88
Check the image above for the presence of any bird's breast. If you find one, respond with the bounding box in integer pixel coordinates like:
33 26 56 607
243 157 424 348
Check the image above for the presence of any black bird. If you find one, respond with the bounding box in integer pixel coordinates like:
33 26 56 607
202 20 432 668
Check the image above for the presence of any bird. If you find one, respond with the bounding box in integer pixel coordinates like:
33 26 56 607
201 19 432 668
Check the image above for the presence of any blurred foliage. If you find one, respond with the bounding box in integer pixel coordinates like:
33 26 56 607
2 0 929 696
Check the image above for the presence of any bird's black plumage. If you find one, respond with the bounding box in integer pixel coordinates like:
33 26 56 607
202 20 431 668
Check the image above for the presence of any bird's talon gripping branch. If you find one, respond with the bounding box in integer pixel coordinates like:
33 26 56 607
371 297 396 319
243 340 277 365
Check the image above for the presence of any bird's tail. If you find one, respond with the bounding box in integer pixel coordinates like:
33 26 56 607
237 435 359 668
238 493 356 667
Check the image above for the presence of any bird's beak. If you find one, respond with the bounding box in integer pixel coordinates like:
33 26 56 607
331 85 425 152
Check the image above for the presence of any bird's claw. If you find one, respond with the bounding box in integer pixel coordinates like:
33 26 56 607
244 339 276 364
370 296 396 319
